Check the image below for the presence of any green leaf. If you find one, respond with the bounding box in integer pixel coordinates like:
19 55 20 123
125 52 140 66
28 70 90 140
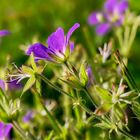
94 122 111 130
30 53 37 72
65 44 70 59
79 63 88 86
21 65 34 75
132 102 140 120
95 102 112 115
60 78 82 89
21 76 36 96
113 104 128 124
95 86 112 102
36 79 41 94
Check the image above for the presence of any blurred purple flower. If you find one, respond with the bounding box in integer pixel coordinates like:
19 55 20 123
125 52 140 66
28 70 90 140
23 111 34 123
0 122 12 140
7 80 22 90
88 0 128 35
0 30 11 37
0 79 5 90
86 67 94 87
0 79 22 91
26 23 80 63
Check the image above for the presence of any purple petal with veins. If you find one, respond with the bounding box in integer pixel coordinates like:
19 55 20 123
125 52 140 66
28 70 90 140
26 43 52 61
47 28 65 53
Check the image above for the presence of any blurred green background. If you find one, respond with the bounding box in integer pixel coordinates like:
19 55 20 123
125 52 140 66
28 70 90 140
0 0 140 139
0 0 140 86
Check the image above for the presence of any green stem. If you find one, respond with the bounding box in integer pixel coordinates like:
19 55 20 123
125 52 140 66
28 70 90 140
37 73 74 99
31 88 62 134
127 17 140 55
82 26 96 56
40 99 62 134
12 121 35 140
119 128 138 140
37 73 106 124
38 73 100 117
84 88 97 107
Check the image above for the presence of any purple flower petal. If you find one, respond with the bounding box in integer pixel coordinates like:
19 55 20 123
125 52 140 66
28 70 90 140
26 43 52 61
66 23 80 45
4 124 12 136
0 79 5 90
96 23 111 36
116 0 128 13
88 12 102 25
104 0 117 13
0 30 11 37
23 111 34 123
47 28 65 53
7 80 22 90
26 23 80 63
0 122 12 140
69 41 74 53
86 67 94 87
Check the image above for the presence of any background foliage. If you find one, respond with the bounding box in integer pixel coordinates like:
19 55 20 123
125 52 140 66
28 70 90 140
0 0 140 139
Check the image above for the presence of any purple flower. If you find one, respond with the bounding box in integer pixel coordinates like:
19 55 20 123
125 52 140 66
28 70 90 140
0 79 22 91
0 30 11 37
0 122 12 140
7 80 22 90
26 23 80 63
23 111 34 123
86 67 94 87
0 79 5 90
88 0 128 35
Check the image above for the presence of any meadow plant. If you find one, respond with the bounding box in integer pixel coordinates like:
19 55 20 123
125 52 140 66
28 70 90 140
0 0 140 140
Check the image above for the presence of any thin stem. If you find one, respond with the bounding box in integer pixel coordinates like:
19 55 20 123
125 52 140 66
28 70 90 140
31 88 62 134
127 17 140 55
119 128 138 140
82 26 96 56
40 99 62 134
84 88 97 107
12 120 35 140
37 73 74 99
37 73 102 118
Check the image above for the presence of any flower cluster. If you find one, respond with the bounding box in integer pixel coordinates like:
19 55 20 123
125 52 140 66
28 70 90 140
88 0 128 35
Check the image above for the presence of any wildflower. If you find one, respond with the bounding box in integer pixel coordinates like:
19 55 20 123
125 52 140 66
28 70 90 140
26 23 80 63
23 111 34 123
99 42 112 63
0 122 12 140
0 30 11 37
6 65 31 86
88 0 128 35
